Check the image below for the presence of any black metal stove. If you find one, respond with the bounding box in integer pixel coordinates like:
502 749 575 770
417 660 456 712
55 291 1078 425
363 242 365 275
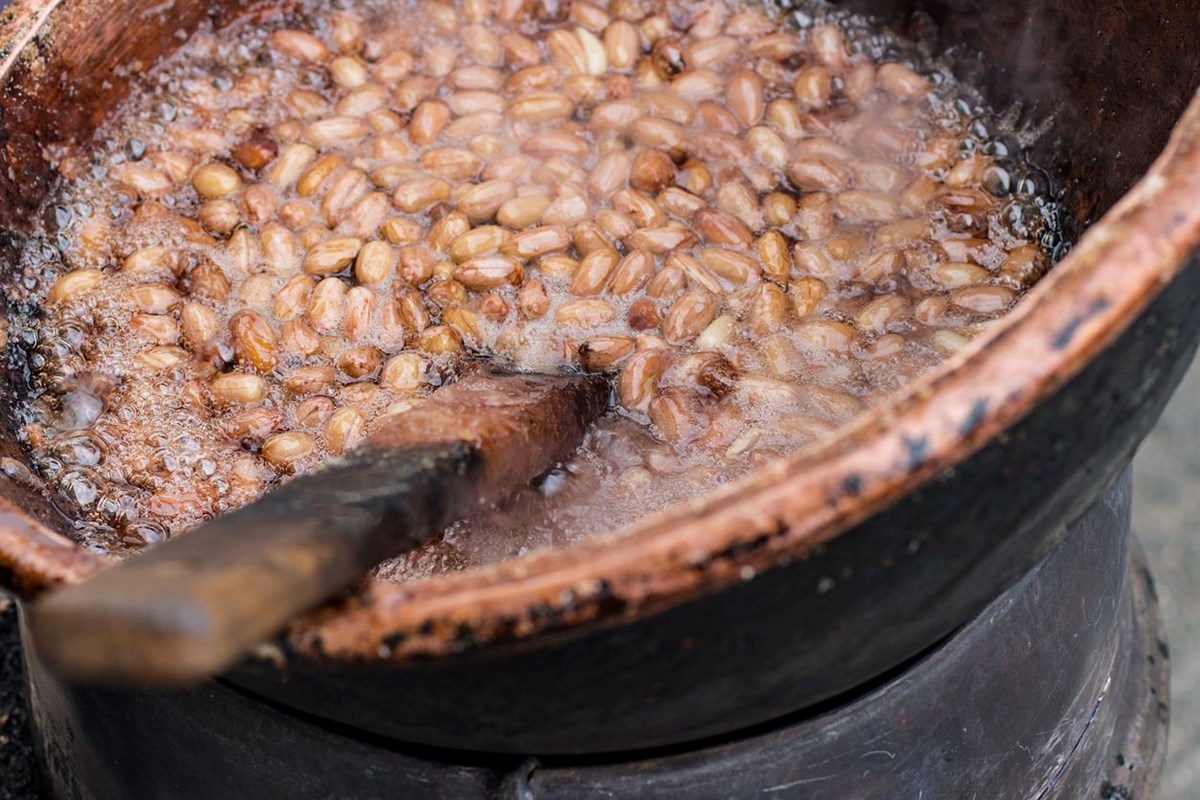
1 468 1167 799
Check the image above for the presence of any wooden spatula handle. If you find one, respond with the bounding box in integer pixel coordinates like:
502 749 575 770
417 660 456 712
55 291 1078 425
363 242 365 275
32 441 480 685
32 370 608 686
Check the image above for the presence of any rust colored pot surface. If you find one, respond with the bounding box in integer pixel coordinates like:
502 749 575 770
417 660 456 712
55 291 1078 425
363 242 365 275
0 0 1197 754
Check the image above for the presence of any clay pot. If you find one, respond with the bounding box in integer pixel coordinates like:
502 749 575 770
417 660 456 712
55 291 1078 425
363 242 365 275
0 0 1196 755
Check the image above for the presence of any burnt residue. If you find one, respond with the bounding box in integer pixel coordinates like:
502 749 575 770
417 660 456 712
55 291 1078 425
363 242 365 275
380 632 406 651
709 531 777 565
959 398 990 437
590 580 627 617
903 434 929 469
1052 297 1114 350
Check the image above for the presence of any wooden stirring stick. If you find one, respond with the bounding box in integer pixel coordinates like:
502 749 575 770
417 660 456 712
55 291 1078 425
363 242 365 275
32 369 608 686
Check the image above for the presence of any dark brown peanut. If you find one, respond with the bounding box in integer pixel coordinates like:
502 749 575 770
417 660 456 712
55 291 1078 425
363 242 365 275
630 150 676 193
570 247 620 295
648 388 705 443
663 290 718 344
230 312 279 372
617 348 672 412
626 298 661 331
580 336 636 371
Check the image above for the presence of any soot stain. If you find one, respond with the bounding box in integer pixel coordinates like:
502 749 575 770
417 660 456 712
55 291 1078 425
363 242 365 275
592 580 627 616
1052 297 1112 350
452 624 476 650
959 398 990 437
902 435 929 469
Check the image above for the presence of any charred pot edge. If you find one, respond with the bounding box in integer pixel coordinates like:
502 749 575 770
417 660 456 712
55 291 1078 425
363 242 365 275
286 95 1200 663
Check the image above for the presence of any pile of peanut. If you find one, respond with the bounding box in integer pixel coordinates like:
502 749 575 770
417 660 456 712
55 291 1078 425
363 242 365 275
16 0 1062 568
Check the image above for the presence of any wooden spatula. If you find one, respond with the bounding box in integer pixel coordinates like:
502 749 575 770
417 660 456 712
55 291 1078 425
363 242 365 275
32 368 608 685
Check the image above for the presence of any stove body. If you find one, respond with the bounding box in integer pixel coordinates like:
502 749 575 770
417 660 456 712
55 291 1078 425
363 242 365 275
17 468 1167 799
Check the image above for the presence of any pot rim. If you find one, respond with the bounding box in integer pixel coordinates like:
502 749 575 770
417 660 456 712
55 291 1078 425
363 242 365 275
0 0 1198 665
290 92 1200 662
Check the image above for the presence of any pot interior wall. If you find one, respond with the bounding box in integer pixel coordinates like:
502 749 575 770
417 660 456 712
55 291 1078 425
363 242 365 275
849 0 1200 233
0 0 1195 540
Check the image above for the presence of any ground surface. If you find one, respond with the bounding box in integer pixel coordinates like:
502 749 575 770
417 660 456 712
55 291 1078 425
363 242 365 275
1136 354 1200 800
0 356 1195 798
